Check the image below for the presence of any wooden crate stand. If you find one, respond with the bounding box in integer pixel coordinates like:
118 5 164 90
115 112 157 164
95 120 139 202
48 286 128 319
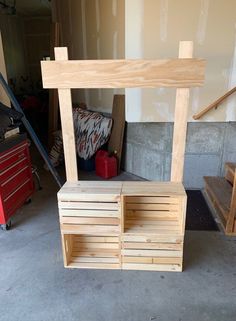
41 41 205 272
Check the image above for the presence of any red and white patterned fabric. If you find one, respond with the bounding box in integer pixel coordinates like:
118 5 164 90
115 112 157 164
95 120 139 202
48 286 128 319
73 108 112 160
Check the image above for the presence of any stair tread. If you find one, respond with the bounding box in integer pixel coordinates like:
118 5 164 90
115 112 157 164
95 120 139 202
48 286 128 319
204 176 232 215
225 162 236 172
225 162 236 184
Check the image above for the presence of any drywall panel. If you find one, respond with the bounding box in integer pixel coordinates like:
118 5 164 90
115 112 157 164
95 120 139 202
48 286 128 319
0 14 28 95
54 0 125 112
126 0 236 122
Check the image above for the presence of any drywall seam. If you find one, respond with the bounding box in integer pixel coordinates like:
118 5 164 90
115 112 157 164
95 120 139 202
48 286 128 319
125 0 144 58
112 0 117 17
160 0 168 42
196 0 210 45
126 89 142 122
81 0 89 105
95 0 100 32
125 0 144 121
226 23 236 121
113 31 118 95
192 87 200 115
96 37 102 101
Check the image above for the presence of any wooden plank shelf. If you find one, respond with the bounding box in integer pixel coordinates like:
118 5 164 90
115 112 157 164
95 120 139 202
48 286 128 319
204 175 236 236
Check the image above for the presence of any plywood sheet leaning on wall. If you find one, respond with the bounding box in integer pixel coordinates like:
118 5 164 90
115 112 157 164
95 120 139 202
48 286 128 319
0 32 10 107
108 95 125 172
41 41 206 272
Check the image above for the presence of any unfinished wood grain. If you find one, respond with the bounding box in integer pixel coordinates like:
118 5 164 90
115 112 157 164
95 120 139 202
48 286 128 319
122 181 186 196
123 257 182 265
58 201 119 211
41 58 205 89
204 176 231 219
171 41 193 183
225 162 236 185
59 209 120 218
126 196 180 204
60 224 120 235
68 262 120 269
108 95 125 172
122 235 183 243
121 249 182 257
123 242 182 250
122 263 182 272
226 169 236 234
60 216 119 225
126 203 179 211
74 236 119 243
0 32 10 107
58 181 122 202
54 47 78 182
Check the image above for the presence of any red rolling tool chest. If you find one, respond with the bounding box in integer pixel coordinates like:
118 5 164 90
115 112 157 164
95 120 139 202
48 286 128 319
0 134 34 229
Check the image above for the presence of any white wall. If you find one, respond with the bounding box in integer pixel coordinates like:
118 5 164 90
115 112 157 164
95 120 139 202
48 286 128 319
125 0 236 122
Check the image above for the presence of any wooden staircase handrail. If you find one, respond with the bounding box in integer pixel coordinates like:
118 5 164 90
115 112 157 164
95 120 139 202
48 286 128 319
193 86 236 120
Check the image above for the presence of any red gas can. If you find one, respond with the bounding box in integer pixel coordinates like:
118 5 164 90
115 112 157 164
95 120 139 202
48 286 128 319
95 150 117 179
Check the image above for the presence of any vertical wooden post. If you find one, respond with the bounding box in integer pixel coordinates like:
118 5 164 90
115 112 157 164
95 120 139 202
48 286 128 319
55 47 78 182
0 32 10 107
171 41 193 182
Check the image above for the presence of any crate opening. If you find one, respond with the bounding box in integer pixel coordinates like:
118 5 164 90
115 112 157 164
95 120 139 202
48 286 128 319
123 195 182 234
62 234 121 269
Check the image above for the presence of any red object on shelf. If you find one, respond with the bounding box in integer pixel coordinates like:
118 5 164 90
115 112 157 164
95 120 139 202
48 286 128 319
95 150 117 179
0 138 34 225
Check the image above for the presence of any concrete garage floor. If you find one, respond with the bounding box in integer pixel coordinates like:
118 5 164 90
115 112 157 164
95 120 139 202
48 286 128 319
0 166 236 321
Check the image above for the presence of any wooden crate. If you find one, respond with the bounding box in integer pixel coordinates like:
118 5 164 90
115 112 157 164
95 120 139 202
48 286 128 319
62 234 121 269
58 181 186 271
58 181 122 269
122 234 183 272
121 182 186 272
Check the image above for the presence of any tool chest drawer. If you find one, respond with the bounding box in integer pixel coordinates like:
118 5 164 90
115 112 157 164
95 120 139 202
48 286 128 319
0 135 34 226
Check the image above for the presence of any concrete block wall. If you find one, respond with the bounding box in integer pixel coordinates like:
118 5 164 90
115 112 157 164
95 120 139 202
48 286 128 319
123 122 236 189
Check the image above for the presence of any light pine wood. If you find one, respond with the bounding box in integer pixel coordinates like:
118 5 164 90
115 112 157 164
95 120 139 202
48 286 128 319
0 32 10 107
40 41 207 271
171 41 193 182
41 58 205 89
226 169 236 234
193 86 236 120
54 47 78 182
